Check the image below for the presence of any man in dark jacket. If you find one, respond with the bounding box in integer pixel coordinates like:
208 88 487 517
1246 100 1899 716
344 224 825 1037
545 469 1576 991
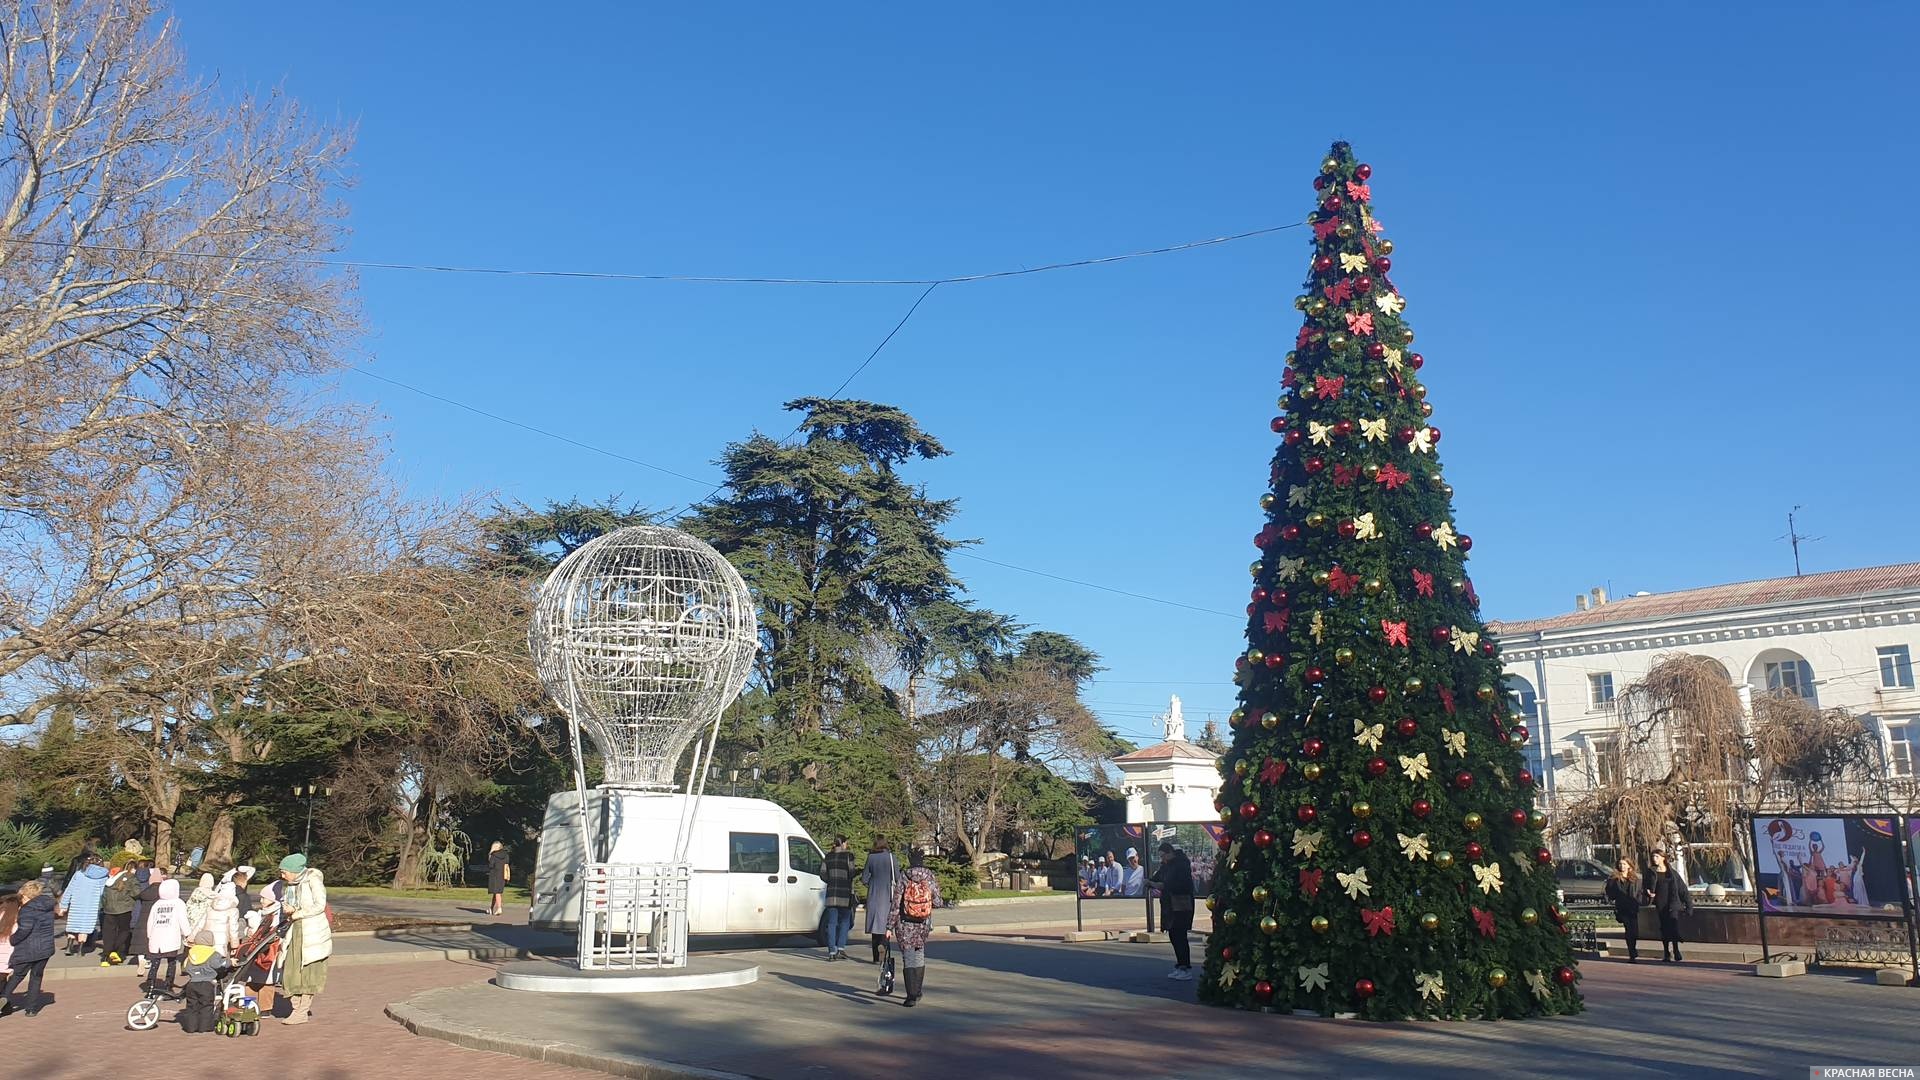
3 880 58 1017
1150 841 1197 981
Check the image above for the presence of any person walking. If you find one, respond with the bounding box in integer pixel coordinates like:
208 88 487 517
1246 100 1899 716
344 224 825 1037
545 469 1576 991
143 878 188 992
2 880 56 1018
860 838 900 965
1604 858 1645 962
1149 842 1196 980
1647 850 1693 962
821 837 857 961
98 858 140 965
277 854 331 1025
486 842 510 917
887 850 942 1007
57 856 109 956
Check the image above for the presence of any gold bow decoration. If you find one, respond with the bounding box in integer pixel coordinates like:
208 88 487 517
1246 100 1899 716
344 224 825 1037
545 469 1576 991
1288 485 1307 508
1473 862 1505 895
1526 970 1551 1000
1338 867 1371 900
1217 961 1240 988
1291 828 1325 859
1338 251 1369 274
1375 291 1406 315
1276 556 1305 582
1430 521 1457 549
1415 971 1445 1001
1308 420 1333 446
1451 628 1479 653
1397 832 1431 861
1352 512 1378 540
1399 752 1431 781
1353 718 1385 751
1359 417 1389 442
1298 963 1329 993
1407 428 1434 455
1382 347 1403 371
1310 611 1325 644
1442 729 1467 757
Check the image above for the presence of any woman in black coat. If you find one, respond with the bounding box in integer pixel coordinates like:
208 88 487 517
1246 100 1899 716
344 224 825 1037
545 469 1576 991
1646 850 1694 962
3 880 58 1017
1602 858 1644 961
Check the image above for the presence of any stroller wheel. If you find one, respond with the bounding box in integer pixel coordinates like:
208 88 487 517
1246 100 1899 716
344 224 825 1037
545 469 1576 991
127 998 161 1030
244 1020 260 1036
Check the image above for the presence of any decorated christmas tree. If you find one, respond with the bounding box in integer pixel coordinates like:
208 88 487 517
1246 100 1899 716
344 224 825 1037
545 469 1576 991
1198 142 1582 1020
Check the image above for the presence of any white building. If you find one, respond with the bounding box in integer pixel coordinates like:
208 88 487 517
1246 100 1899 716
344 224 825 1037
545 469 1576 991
1489 563 1920 873
1112 696 1223 824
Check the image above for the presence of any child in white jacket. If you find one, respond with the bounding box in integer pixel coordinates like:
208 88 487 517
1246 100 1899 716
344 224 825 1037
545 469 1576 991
143 878 187 991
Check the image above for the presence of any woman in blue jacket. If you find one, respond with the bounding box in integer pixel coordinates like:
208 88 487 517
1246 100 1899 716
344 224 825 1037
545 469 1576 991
3 880 57 1017
58 858 110 956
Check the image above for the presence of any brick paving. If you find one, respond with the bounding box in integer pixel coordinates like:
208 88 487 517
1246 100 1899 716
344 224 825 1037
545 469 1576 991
1 956 600 1080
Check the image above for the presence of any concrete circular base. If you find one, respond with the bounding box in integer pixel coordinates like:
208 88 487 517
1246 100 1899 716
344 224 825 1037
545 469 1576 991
494 956 759 995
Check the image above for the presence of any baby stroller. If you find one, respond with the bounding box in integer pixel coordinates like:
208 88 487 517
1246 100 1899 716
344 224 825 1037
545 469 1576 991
126 921 282 1035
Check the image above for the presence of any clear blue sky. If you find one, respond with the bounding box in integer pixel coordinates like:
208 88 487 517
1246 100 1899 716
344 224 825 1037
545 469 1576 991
178 2 1917 744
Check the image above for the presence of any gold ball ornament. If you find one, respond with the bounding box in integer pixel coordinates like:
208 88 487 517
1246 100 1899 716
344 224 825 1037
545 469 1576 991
1229 709 1245 727
1246 649 1266 666
1260 915 1280 936
1261 711 1280 730
1369 374 1391 393
1488 969 1509 989
1328 331 1351 350
1311 570 1332 587
1206 896 1219 911
1252 885 1271 904
1307 297 1329 316
1302 762 1324 781
1233 759 1251 777
1378 238 1395 255
1322 156 1340 174
1294 295 1311 311
1336 221 1357 239
1399 326 1415 345
1420 402 1435 417
1433 850 1455 869
1476 685 1496 702
1528 810 1548 830
1222 909 1239 926
1305 511 1327 529
1310 915 1331 934
1260 493 1276 510
1520 907 1540 926
1286 350 1299 365
1351 801 1373 820
1334 647 1356 666
1508 731 1528 749
1449 579 1467 595
1419 912 1441 932
1412 383 1428 400
1362 463 1382 480
1249 561 1264 579
1404 676 1425 695
1463 812 1484 832
1362 578 1384 596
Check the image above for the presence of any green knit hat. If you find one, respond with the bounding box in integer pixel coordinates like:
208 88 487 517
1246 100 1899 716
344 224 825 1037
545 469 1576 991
279 853 307 873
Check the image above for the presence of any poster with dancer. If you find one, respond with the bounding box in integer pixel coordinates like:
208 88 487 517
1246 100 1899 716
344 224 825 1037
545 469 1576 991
1753 816 1906 917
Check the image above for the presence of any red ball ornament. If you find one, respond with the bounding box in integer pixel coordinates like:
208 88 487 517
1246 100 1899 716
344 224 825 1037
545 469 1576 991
1322 195 1343 212
1430 625 1452 644
1427 426 1443 444
1270 416 1287 433
1337 519 1358 540
1517 768 1535 787
1221 945 1236 962
1253 828 1275 849
1536 847 1554 865
1271 590 1290 606
1254 979 1275 1000
1453 771 1474 790
1303 737 1327 758
1304 456 1326 474
1246 602 1257 616
1354 163 1372 181
1373 255 1392 273
1281 368 1298 387
1411 799 1432 819
1465 841 1484 861
1313 175 1327 191
1354 275 1373 293
1397 426 1418 445
1251 586 1269 603
1265 653 1286 670
1481 640 1497 657
1367 686 1389 705
1304 666 1326 685
1284 429 1304 447
1238 801 1259 820
1333 419 1354 437
1365 342 1386 360
1555 966 1577 986
1459 534 1474 553
1414 522 1435 540
1408 352 1425 370
1515 725 1531 743
1313 254 1335 273
1283 524 1303 541
1365 756 1388 778
1296 804 1319 825
1395 717 1418 738
1217 835 1232 851
1509 809 1529 828
1354 977 1376 998
1352 829 1373 849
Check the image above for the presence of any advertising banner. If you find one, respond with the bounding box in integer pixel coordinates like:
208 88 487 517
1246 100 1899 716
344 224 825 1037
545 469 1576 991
1753 815 1907 918
1142 822 1226 899
1075 824 1150 899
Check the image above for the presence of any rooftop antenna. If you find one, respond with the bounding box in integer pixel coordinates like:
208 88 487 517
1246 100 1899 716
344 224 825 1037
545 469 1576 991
1778 506 1822 577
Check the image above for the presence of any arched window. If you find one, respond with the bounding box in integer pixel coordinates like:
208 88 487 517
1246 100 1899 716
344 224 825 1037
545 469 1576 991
1748 649 1816 705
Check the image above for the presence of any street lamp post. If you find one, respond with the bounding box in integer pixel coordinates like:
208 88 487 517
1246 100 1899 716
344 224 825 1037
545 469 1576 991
293 784 331 851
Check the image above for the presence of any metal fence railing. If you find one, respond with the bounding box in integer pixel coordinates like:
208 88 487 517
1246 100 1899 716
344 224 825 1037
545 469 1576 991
578 862 691 970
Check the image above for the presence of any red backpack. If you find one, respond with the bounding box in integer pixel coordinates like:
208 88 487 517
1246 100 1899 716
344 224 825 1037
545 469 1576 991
899 875 934 923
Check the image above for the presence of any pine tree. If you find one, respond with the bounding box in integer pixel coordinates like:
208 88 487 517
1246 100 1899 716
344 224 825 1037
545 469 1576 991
1199 142 1582 1020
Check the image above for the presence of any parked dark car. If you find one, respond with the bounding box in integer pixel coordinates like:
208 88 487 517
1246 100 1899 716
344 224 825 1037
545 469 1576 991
1554 858 1613 904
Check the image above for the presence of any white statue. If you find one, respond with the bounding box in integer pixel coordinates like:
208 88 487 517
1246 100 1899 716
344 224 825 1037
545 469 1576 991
1162 694 1186 743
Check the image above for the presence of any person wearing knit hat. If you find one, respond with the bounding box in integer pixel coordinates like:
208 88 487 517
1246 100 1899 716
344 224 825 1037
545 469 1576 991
277 854 330 1025
97 858 141 966
184 873 216 938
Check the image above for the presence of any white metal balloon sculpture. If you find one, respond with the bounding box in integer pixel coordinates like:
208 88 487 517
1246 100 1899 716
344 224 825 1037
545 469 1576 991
530 526 757 969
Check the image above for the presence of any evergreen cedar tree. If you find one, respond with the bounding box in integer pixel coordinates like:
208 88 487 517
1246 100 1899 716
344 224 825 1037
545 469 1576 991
1199 142 1582 1020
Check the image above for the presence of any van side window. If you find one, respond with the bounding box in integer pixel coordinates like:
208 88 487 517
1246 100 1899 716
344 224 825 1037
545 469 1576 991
787 836 823 877
729 832 778 874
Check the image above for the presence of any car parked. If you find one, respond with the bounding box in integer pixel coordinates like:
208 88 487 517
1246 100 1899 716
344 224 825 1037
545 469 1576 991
1553 858 1614 904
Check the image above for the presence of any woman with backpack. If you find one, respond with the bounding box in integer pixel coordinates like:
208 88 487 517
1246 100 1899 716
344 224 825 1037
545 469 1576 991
860 838 900 965
887 850 942 1008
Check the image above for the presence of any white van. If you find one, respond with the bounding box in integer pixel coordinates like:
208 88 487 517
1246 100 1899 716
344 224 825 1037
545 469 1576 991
530 790 827 940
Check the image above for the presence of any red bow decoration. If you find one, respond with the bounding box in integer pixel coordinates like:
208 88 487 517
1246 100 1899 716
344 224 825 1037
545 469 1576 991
1313 218 1341 240
1490 710 1507 738
1345 310 1375 336
1472 907 1497 939
1346 181 1371 203
1299 867 1323 899
1375 463 1411 490
1464 579 1480 608
1360 906 1395 937
1296 325 1314 349
1332 463 1359 488
1381 620 1409 647
1264 609 1290 635
1255 525 1278 548
1411 569 1435 597
1260 757 1287 785
1324 279 1355 304
1327 565 1358 596
1314 374 1345 400
1439 687 1456 715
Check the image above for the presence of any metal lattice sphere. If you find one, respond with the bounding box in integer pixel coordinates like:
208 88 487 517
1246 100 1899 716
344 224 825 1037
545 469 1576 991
531 526 758 790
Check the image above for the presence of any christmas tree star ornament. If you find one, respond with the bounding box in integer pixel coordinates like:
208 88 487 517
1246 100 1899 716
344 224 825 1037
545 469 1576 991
1397 831 1431 860
1473 862 1505 895
1354 513 1379 541
1375 292 1405 315
1292 828 1326 858
1407 428 1435 455
1527 971 1552 1000
1380 618 1407 645
1353 719 1385 751
1359 417 1389 442
1298 963 1329 993
1308 420 1333 446
1338 251 1369 274
1399 753 1431 782
1416 972 1446 1001
1442 729 1467 757
1430 521 1457 549
1451 628 1480 653
1338 867 1371 900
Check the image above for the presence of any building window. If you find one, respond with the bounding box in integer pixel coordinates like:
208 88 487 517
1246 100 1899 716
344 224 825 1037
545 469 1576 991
1588 673 1615 710
1593 738 1622 787
1889 722 1916 778
1878 646 1914 690
1764 659 1814 700
1505 677 1539 720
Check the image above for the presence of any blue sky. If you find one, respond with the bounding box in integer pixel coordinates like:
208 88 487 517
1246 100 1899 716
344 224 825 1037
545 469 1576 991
176 2 1918 745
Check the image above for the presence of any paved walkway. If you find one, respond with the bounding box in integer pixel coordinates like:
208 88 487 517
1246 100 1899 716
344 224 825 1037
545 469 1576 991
389 940 1920 1079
